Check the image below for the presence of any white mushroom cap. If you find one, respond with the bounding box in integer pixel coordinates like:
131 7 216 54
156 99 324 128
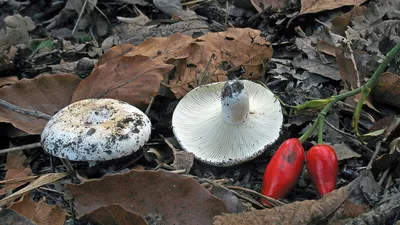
41 98 151 161
172 80 283 166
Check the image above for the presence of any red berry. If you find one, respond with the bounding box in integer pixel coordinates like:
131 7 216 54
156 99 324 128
261 138 305 206
306 144 338 196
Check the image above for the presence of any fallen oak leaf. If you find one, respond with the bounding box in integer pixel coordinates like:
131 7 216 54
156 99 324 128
213 176 362 225
0 73 82 134
0 152 33 196
119 28 273 98
372 72 400 108
72 55 174 110
300 0 366 15
79 204 148 225
9 193 67 225
67 169 229 225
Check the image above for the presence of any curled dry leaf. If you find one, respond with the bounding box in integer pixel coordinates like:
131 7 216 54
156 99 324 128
300 0 366 15
80 204 148 225
372 72 400 108
213 180 355 225
102 28 273 98
0 73 82 134
0 152 33 196
72 55 174 110
9 193 67 225
67 170 229 225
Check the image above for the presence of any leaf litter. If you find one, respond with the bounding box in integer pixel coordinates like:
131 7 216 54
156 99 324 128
1 0 400 224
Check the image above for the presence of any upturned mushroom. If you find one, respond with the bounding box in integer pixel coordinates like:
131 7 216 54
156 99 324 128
172 79 283 166
41 98 151 161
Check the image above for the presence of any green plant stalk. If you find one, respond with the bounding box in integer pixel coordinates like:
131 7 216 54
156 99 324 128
298 41 400 143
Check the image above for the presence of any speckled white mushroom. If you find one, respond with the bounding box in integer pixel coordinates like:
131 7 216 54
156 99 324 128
172 79 283 167
41 98 151 161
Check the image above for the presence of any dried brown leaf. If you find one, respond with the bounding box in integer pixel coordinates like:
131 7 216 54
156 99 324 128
80 204 148 225
0 152 33 196
0 76 18 87
120 28 273 98
0 208 36 225
372 72 400 108
331 6 368 35
72 55 173 110
67 170 229 225
300 0 366 15
162 136 194 172
9 193 67 225
343 200 366 218
0 73 82 134
336 49 360 90
317 40 340 57
213 183 352 225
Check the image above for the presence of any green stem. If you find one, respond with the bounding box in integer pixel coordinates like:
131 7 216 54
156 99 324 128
351 42 400 132
298 41 400 143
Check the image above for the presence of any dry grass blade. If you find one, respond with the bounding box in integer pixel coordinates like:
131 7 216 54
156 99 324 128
0 176 38 185
0 172 72 207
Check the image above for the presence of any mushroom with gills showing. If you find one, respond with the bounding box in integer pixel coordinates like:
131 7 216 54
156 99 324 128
172 79 283 167
41 98 151 161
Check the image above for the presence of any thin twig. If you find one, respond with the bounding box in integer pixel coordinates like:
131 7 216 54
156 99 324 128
0 142 42 155
367 141 381 170
0 100 51 120
72 0 88 35
226 185 285 207
378 167 390 186
324 120 375 156
145 97 155 116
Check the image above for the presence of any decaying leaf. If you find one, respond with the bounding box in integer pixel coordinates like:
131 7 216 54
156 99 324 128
209 186 248 214
0 76 18 87
162 136 194 172
292 55 341 80
250 0 288 12
0 152 33 196
67 170 229 225
0 73 82 134
72 55 174 110
0 208 36 225
343 200 367 218
331 6 368 35
9 193 67 225
80 204 148 225
105 28 273 98
0 14 35 51
0 172 71 207
372 72 400 108
213 183 352 225
300 0 366 15
332 142 361 161
372 137 400 172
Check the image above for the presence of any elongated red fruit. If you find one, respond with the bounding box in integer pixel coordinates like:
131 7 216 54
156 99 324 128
261 138 305 206
306 144 338 196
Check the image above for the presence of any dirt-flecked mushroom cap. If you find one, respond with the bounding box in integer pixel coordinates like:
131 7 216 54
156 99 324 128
41 98 151 161
172 79 283 167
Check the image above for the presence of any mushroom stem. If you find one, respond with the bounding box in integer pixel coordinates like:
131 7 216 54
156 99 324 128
221 79 249 124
